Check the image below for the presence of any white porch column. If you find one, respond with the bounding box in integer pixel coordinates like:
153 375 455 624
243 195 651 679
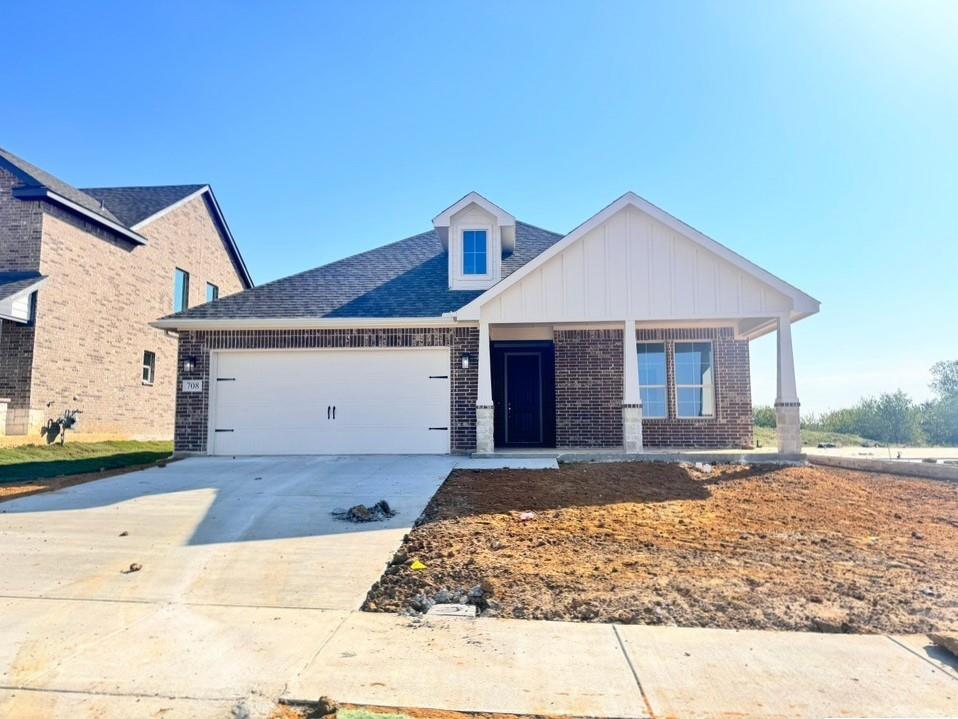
622 319 644 453
774 315 802 455
475 319 494 454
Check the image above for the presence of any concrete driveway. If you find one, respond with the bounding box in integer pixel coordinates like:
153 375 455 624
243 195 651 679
0 455 521 717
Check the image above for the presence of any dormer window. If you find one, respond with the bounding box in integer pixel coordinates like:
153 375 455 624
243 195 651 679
462 230 488 275
433 192 516 291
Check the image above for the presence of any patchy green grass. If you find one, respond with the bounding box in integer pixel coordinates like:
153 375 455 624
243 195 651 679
753 425 871 449
0 441 173 482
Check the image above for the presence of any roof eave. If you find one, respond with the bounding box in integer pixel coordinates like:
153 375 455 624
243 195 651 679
151 316 470 331
12 187 148 245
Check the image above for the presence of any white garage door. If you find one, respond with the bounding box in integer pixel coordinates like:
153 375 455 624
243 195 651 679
210 348 450 455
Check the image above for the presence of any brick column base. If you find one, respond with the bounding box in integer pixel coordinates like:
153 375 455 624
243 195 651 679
476 404 494 454
622 403 643 453
775 402 801 454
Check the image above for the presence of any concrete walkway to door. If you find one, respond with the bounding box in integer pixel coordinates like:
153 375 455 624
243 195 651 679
0 455 955 718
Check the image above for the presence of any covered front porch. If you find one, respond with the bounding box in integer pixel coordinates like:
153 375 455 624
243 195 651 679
472 316 803 456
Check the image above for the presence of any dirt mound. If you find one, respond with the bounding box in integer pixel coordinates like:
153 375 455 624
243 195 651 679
363 462 958 633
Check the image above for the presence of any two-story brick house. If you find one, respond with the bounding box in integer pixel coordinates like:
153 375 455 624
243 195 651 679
0 148 252 440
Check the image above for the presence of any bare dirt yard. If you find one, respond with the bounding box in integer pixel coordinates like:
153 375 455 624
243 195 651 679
364 462 958 634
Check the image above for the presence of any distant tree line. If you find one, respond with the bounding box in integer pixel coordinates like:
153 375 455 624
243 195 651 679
754 359 958 446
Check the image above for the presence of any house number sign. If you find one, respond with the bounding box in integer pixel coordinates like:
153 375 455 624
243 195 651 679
182 379 203 393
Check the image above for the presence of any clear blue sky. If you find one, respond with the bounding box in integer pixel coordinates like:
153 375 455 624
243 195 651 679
3 1 956 414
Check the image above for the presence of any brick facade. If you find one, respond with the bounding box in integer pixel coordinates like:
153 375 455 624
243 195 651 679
173 327 479 454
174 324 752 454
0 174 247 438
636 327 753 449
551 326 752 449
554 329 624 448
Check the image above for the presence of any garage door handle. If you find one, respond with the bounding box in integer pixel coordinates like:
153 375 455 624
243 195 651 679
327 405 331 420
332 405 336 420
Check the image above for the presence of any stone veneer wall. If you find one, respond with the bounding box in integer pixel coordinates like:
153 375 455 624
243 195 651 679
554 329 625 448
174 327 479 454
636 327 753 449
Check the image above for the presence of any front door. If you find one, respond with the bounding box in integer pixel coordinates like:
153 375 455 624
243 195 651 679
491 341 556 448
505 352 542 444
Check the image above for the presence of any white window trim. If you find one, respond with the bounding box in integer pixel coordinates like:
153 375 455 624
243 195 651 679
459 227 493 281
637 341 668 419
673 339 716 419
142 351 156 386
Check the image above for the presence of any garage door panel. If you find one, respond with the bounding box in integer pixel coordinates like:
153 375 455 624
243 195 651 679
211 349 450 455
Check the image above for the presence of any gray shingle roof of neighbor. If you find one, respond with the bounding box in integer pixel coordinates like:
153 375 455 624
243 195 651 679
0 147 123 225
0 271 46 302
162 221 565 320
81 185 207 227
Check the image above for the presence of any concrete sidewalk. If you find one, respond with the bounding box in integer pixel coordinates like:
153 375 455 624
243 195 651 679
283 613 958 719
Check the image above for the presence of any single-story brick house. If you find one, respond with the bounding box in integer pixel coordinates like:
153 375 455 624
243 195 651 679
0 148 252 440
154 192 818 456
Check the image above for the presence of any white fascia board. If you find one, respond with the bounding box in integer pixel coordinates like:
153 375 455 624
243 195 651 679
454 192 821 321
150 316 474 331
432 191 515 227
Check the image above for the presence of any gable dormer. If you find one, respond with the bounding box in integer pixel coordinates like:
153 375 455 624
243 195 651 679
432 192 515 290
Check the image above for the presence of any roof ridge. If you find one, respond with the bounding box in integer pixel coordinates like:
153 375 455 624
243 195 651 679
79 183 207 191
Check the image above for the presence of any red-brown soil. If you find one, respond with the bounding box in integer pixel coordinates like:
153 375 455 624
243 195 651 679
363 462 958 633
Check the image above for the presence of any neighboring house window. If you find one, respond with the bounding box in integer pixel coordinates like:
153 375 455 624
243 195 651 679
173 269 190 312
675 341 715 417
637 343 667 418
462 230 488 275
142 351 156 386
206 283 219 302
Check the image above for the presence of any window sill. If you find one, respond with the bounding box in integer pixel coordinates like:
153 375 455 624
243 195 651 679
142 381 154 387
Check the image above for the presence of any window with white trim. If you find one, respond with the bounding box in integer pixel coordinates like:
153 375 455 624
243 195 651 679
637 343 667 418
142 350 156 386
675 341 715 417
462 230 488 275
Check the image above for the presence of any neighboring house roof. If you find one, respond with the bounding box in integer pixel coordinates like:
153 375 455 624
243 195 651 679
81 185 206 227
0 271 47 323
0 148 253 289
0 271 46 303
158 221 563 322
0 148 123 225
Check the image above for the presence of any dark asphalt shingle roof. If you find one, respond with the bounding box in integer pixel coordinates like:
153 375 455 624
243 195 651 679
81 185 206 227
0 271 45 302
0 148 123 226
163 221 565 320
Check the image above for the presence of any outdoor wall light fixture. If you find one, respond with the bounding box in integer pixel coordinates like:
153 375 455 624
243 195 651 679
182 356 197 373
460 352 471 369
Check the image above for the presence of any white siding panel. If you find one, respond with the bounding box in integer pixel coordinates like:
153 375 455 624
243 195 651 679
542 255 564 315
696 250 718 315
672 236 696 316
583 227 606 316
605 211 629 313
522 267 544 319
478 205 794 323
562 234 585 317
651 225 672 316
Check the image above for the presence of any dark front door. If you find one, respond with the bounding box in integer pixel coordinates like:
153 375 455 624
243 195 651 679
491 341 556 448
505 352 542 445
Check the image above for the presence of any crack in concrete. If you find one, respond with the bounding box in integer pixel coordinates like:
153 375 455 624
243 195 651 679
612 624 656 719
